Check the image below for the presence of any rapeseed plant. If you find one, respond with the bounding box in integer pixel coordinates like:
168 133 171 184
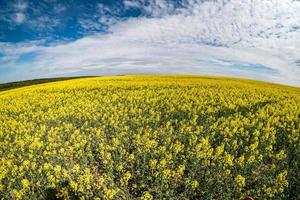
0 75 299 199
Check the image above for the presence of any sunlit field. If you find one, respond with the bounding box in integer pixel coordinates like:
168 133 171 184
0 75 299 199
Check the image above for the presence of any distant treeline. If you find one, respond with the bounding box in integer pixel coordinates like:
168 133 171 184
0 76 98 92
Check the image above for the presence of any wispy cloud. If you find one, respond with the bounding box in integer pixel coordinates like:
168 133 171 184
0 0 67 34
14 0 28 10
78 2 125 33
0 0 300 86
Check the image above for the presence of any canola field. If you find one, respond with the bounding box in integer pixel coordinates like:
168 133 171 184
0 75 299 200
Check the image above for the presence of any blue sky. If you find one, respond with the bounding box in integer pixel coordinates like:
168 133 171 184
0 0 144 42
0 0 300 86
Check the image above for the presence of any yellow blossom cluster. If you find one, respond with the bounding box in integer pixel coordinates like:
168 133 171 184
0 75 299 199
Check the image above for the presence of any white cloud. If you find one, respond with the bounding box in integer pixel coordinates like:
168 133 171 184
14 12 26 23
124 0 176 17
0 0 64 30
11 0 28 24
53 4 66 13
14 1 28 11
27 16 61 31
123 0 142 9
1 0 300 86
78 3 122 32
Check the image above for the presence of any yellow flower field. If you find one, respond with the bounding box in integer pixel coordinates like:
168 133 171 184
0 75 299 199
